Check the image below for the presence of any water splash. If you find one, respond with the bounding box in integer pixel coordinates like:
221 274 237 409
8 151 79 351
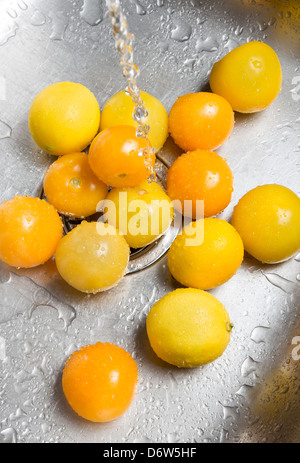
105 0 155 181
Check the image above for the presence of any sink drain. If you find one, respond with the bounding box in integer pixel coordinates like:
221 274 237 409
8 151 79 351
39 158 180 274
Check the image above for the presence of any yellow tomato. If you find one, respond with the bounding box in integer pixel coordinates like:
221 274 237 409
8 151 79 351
167 218 244 290
55 221 130 293
146 288 232 368
209 41 282 113
100 90 169 152
231 184 300 263
28 82 100 155
103 180 173 248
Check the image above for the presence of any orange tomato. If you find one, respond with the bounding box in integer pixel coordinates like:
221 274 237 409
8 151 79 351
62 342 138 422
169 92 234 151
43 152 108 218
167 149 234 219
88 125 155 188
0 196 63 268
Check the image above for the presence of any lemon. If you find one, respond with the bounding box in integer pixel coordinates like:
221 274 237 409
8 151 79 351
167 218 244 290
28 82 100 155
100 90 169 152
103 180 174 249
146 288 232 368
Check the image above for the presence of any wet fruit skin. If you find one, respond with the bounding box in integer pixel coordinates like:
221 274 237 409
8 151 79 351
167 218 244 290
231 184 300 263
55 221 130 293
62 342 138 422
209 41 282 113
104 180 174 249
88 125 156 188
166 149 234 219
0 196 63 268
43 152 108 218
100 90 169 153
146 288 232 368
168 92 234 152
28 81 100 155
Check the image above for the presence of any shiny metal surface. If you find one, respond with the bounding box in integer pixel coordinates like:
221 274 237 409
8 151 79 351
0 0 299 443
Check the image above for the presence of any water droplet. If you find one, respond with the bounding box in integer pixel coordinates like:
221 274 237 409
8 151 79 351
0 23 18 46
70 177 81 188
80 0 103 26
0 427 18 443
167 432 180 443
252 59 263 69
196 36 218 53
49 11 68 40
263 272 295 294
220 403 239 420
171 19 192 42
223 37 238 52
250 325 270 344
30 10 46 26
131 0 146 15
234 25 243 36
236 384 254 400
17 0 28 11
257 21 268 32
6 8 18 19
0 120 12 139
0 336 6 361
241 356 260 378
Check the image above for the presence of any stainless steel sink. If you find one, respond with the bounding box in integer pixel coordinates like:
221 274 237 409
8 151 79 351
0 0 299 443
